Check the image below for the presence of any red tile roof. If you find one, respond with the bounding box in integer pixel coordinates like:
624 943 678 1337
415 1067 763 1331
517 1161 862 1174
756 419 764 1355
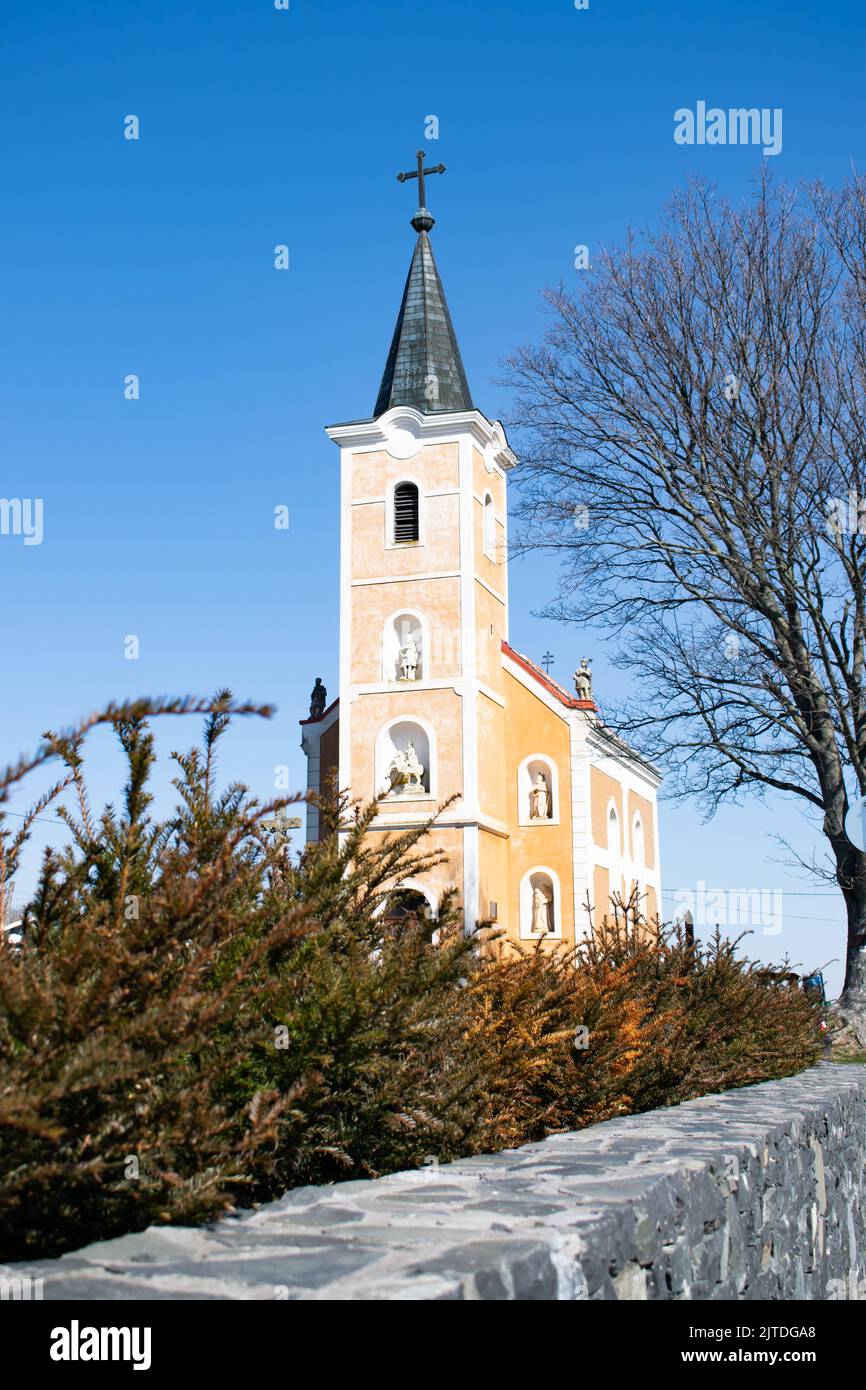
299 697 340 726
501 641 598 712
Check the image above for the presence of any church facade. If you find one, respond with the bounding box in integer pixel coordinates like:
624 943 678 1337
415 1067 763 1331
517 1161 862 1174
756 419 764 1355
300 158 661 943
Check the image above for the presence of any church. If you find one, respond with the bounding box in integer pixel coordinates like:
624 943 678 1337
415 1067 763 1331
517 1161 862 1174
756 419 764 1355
300 153 662 944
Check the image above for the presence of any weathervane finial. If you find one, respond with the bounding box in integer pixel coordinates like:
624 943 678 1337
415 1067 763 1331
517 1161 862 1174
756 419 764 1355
396 149 446 232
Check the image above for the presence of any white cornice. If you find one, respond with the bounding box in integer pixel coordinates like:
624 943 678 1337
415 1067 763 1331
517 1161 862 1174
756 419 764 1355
585 726 663 788
325 406 518 471
368 810 510 839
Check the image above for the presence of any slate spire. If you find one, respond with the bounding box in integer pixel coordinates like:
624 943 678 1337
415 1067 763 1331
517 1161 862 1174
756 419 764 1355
374 154 473 417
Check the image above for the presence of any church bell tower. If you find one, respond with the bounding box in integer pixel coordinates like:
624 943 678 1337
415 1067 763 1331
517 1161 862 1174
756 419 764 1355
323 152 517 930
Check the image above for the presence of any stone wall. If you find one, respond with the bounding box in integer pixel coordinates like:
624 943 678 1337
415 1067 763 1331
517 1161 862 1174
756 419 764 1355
4 1063 865 1300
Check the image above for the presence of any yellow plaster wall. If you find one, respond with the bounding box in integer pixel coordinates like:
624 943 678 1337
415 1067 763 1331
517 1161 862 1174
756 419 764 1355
590 767 626 851
478 828 510 928
351 492 460 579
627 788 656 870
350 577 461 684
477 691 507 823
593 865 611 922
422 827 464 910
475 583 506 691
351 443 459 498
502 667 576 944
366 823 464 918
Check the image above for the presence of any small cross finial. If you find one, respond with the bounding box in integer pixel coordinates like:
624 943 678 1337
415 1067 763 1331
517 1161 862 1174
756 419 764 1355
396 149 446 232
260 805 303 847
541 651 555 674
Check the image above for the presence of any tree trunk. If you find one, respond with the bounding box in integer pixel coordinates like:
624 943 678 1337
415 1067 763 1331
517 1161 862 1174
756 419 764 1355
836 841 866 1041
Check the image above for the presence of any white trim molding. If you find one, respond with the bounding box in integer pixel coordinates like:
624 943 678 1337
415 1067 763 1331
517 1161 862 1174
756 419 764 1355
326 405 519 473
299 699 340 843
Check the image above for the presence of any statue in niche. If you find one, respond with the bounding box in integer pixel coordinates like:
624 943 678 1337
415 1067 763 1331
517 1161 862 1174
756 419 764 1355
387 739 425 794
398 634 420 681
530 883 553 935
529 771 550 821
309 677 327 719
573 659 593 701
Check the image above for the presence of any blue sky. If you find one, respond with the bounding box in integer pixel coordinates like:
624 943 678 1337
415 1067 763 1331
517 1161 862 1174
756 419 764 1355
2 0 864 992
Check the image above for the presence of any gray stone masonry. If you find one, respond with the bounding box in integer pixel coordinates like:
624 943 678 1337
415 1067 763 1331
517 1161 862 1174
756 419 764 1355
3 1063 865 1300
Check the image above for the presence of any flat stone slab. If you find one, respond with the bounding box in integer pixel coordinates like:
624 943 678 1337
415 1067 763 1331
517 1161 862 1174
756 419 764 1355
3 1063 865 1301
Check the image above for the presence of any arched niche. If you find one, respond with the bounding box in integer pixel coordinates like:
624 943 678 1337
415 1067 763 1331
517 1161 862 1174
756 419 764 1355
382 609 425 683
375 718 433 799
519 866 562 940
517 754 559 826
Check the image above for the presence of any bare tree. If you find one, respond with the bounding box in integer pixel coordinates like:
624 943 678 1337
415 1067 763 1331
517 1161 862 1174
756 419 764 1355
507 174 866 1031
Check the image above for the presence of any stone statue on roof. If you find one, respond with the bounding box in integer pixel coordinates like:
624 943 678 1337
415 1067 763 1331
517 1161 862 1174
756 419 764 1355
573 659 593 701
309 677 327 719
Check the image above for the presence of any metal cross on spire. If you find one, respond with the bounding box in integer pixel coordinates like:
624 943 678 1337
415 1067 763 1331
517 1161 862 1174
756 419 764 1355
396 149 446 231
397 149 446 207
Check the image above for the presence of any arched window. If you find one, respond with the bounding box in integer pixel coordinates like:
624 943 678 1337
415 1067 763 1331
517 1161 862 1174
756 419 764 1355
519 867 562 940
393 481 420 543
375 718 433 798
608 804 622 900
517 754 559 826
483 492 496 559
632 815 645 869
632 814 646 912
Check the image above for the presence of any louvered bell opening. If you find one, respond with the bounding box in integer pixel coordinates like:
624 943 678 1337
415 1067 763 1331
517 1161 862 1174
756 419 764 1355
393 483 419 543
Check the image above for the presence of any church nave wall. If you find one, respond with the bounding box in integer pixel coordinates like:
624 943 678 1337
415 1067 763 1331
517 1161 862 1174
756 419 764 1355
590 766 626 851
626 787 656 871
589 765 660 922
499 669 577 942
593 864 612 923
